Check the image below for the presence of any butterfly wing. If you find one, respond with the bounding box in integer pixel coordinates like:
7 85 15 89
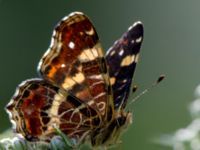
6 12 114 146
105 22 143 109
6 79 100 145
38 12 113 120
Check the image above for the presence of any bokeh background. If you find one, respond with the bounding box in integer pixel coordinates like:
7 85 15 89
0 0 200 150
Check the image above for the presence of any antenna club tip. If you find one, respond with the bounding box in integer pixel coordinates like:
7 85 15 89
132 85 138 93
157 74 165 83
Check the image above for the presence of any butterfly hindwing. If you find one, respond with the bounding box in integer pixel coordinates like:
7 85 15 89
6 79 102 145
105 22 143 109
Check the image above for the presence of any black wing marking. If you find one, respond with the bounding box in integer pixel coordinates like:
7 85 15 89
105 21 143 109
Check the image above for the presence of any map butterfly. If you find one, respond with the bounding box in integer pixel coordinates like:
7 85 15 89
6 12 143 148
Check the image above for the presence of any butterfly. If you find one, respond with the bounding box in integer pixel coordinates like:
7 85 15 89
6 12 143 149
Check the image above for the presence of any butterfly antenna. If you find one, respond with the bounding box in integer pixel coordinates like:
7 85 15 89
127 74 165 107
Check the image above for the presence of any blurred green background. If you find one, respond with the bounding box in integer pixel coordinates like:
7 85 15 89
0 0 200 149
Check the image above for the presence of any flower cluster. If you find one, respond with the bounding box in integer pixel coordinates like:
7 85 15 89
161 85 200 150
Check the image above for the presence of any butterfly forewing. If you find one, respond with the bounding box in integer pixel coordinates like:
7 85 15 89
106 22 143 109
38 12 113 117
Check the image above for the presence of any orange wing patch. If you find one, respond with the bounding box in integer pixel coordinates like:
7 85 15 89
38 12 112 117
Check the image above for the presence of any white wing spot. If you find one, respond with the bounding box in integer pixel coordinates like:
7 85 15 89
110 50 115 56
122 79 127 83
136 37 142 43
88 74 102 80
131 40 135 44
69 41 75 49
119 49 124 56
61 64 66 68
